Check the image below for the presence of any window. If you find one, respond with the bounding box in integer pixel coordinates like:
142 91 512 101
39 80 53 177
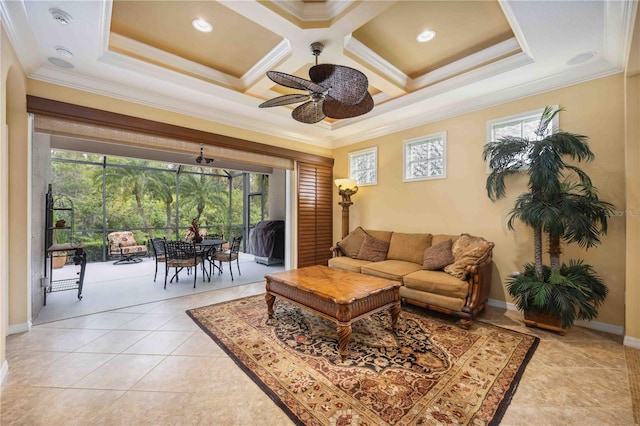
486 106 559 170
349 147 377 186
403 132 446 182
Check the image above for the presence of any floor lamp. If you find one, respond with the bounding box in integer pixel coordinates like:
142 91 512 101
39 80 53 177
335 179 359 238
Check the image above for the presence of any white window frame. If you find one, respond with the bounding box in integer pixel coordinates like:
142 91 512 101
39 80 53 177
348 146 377 186
485 105 560 172
403 131 447 182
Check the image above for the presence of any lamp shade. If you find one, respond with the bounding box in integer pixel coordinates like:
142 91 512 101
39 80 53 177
334 178 358 190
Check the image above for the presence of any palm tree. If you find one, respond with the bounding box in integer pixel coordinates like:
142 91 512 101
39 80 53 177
483 106 614 328
146 171 176 235
103 164 153 237
483 106 596 278
179 170 228 227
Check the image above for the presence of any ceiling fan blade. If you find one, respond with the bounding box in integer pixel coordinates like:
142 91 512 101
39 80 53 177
309 64 368 105
266 71 326 93
292 101 326 124
323 92 374 119
258 94 310 108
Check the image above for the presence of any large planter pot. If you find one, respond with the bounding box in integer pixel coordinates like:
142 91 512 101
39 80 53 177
52 253 67 269
523 310 566 335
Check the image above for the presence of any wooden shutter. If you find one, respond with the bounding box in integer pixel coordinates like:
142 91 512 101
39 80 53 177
298 162 333 267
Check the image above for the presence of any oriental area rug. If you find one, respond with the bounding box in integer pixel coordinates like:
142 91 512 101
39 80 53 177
187 295 539 426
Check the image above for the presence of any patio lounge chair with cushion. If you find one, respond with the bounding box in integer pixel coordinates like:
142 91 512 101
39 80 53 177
107 231 148 265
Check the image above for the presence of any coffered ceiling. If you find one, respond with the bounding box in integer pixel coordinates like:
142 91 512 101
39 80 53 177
0 1 637 149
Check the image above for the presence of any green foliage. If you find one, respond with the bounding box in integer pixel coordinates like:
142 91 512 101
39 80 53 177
507 261 608 328
51 151 267 262
483 106 614 326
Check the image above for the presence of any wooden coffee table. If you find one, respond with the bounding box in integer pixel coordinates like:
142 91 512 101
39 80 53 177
265 265 401 361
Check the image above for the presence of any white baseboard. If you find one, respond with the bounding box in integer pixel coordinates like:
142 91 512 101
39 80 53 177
623 335 640 349
0 360 8 384
486 298 515 310
486 298 624 336
7 321 31 335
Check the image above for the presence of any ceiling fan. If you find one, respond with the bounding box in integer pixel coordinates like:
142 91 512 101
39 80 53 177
259 42 374 124
195 144 214 165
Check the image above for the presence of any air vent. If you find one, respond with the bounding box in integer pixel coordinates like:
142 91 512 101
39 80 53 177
49 8 73 25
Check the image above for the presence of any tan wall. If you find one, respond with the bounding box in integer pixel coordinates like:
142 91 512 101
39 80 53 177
1 23 30 378
332 74 627 327
625 73 640 340
27 80 332 159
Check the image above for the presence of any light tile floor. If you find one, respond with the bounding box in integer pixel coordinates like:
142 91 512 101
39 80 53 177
2 282 639 425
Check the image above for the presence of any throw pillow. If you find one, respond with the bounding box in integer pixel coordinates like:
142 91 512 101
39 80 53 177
422 239 455 270
444 234 494 279
337 226 368 258
356 234 390 262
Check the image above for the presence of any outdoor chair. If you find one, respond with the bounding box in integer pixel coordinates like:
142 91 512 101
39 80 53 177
213 235 242 281
107 231 148 265
150 237 166 282
163 240 204 289
202 234 224 277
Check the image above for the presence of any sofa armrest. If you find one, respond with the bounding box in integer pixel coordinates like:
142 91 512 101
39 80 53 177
463 255 493 316
330 244 344 258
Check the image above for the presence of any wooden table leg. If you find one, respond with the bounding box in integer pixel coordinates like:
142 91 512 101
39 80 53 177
265 293 275 319
389 302 401 330
337 323 352 361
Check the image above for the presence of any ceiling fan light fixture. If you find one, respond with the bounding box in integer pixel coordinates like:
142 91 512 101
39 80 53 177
192 18 213 33
259 41 373 124
417 30 436 43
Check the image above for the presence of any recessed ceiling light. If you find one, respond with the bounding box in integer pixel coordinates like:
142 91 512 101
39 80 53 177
192 18 213 33
416 30 436 43
49 8 73 25
567 51 597 66
48 57 74 69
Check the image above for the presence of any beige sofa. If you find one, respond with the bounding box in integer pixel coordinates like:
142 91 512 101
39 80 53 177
329 227 494 327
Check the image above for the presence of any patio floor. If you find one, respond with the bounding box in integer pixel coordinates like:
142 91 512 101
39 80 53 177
35 252 284 325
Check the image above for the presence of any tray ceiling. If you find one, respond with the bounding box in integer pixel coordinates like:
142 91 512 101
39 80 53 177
0 0 636 148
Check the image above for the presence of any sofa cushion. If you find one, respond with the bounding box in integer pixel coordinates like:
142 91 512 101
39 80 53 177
400 286 465 312
357 235 390 262
444 234 494 279
422 239 454 270
364 230 393 243
361 260 422 281
387 233 433 265
403 270 469 299
328 256 372 273
337 226 368 258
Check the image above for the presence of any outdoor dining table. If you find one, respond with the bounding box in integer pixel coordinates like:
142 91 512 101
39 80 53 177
195 239 227 280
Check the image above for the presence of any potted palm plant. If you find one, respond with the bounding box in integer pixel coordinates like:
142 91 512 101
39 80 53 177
483 106 614 332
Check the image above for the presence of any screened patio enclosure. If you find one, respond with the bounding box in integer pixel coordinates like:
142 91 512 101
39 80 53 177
50 150 272 263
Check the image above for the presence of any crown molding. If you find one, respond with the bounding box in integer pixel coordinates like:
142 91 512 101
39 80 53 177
344 34 408 88
271 0 354 22
331 61 620 147
0 0 41 74
498 0 534 59
241 39 291 89
29 66 333 148
107 33 242 89
409 38 522 91
603 0 638 70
